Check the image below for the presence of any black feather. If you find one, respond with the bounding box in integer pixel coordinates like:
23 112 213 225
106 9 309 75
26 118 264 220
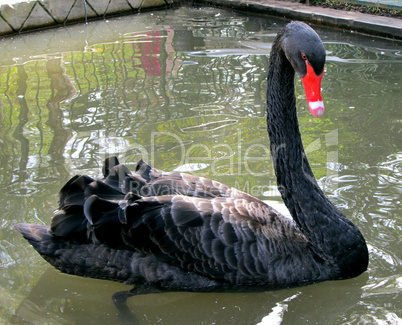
135 159 153 182
103 164 132 190
85 179 125 200
51 209 87 240
102 156 120 178
171 200 203 227
59 175 94 208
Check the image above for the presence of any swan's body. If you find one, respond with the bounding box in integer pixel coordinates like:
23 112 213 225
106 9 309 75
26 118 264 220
16 22 368 292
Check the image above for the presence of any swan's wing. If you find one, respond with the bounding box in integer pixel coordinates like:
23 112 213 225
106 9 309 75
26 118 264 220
83 192 307 284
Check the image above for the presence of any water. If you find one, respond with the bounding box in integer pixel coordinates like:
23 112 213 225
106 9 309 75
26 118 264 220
0 6 401 325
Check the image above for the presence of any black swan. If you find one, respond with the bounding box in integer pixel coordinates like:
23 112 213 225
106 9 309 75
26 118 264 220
15 22 368 294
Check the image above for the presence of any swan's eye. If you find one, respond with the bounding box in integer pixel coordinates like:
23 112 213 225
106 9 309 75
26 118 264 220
301 53 308 61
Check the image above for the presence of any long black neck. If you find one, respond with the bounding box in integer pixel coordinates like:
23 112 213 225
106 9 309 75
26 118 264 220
265 40 368 277
266 42 321 223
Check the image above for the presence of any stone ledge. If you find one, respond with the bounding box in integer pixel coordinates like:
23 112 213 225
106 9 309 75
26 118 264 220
194 0 402 40
0 0 175 36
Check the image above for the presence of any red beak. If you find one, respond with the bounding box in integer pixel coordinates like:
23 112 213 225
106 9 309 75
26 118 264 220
301 61 324 118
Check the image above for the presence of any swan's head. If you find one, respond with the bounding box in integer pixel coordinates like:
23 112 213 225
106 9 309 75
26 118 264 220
282 22 326 118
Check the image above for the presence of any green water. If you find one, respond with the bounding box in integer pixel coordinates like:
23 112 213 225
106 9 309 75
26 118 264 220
0 6 401 324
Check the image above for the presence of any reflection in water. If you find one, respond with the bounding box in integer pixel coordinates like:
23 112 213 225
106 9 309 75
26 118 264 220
0 6 401 325
46 59 76 176
14 66 30 184
258 292 301 325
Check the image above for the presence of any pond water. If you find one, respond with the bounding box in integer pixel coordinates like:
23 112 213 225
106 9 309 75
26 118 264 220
1 5 401 325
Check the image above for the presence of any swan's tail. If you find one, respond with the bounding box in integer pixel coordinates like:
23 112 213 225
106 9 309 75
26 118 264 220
14 223 71 265
14 223 145 283
15 223 53 252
